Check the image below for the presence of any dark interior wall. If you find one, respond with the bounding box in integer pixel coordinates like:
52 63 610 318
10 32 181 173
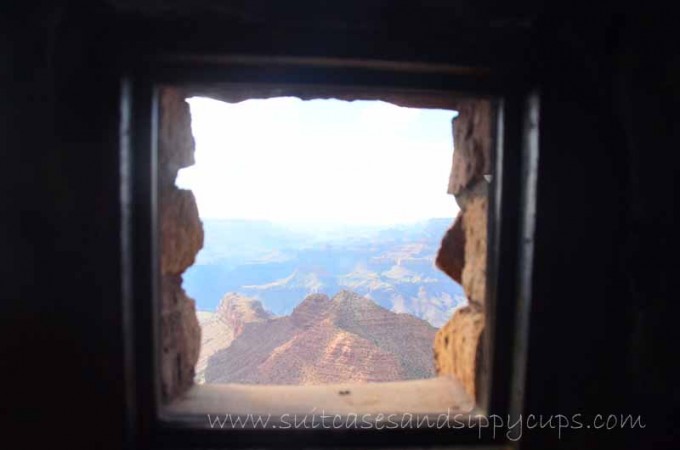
0 2 677 449
0 2 127 449
523 14 679 449
613 21 679 426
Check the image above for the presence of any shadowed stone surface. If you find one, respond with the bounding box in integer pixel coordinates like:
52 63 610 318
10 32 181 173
160 275 201 397
159 87 195 188
160 188 203 275
436 214 465 283
159 87 204 401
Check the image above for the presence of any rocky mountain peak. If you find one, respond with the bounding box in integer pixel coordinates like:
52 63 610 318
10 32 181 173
204 289 437 385
216 293 272 336
329 289 384 317
291 293 330 327
332 289 364 302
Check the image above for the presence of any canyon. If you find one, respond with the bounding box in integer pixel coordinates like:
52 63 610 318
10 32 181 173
184 218 467 328
198 291 438 384
157 90 489 401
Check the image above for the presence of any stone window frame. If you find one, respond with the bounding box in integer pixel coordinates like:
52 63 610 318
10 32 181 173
121 57 538 449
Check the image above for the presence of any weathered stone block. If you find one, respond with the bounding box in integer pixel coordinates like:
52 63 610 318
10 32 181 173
461 196 487 306
433 304 485 399
436 213 465 283
160 188 203 276
448 100 494 196
158 87 195 189
160 275 201 400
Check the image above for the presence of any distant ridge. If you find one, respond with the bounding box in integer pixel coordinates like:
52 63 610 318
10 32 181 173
184 218 466 326
203 290 437 385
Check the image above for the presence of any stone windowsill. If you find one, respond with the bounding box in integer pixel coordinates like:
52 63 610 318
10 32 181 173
161 375 477 429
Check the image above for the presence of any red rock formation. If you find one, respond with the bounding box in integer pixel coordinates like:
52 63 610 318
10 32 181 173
204 291 437 385
216 293 273 337
195 293 272 383
290 293 331 328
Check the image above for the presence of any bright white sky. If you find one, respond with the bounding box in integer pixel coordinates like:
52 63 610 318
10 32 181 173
176 97 459 225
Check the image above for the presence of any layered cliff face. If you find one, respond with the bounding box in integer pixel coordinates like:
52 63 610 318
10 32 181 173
182 218 466 328
203 291 437 385
216 293 273 336
195 293 272 383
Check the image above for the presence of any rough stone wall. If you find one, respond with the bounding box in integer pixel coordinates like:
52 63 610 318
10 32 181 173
434 99 493 400
446 100 493 197
158 87 203 402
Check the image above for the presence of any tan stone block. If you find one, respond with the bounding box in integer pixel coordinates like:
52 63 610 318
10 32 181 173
433 304 485 399
462 196 487 306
